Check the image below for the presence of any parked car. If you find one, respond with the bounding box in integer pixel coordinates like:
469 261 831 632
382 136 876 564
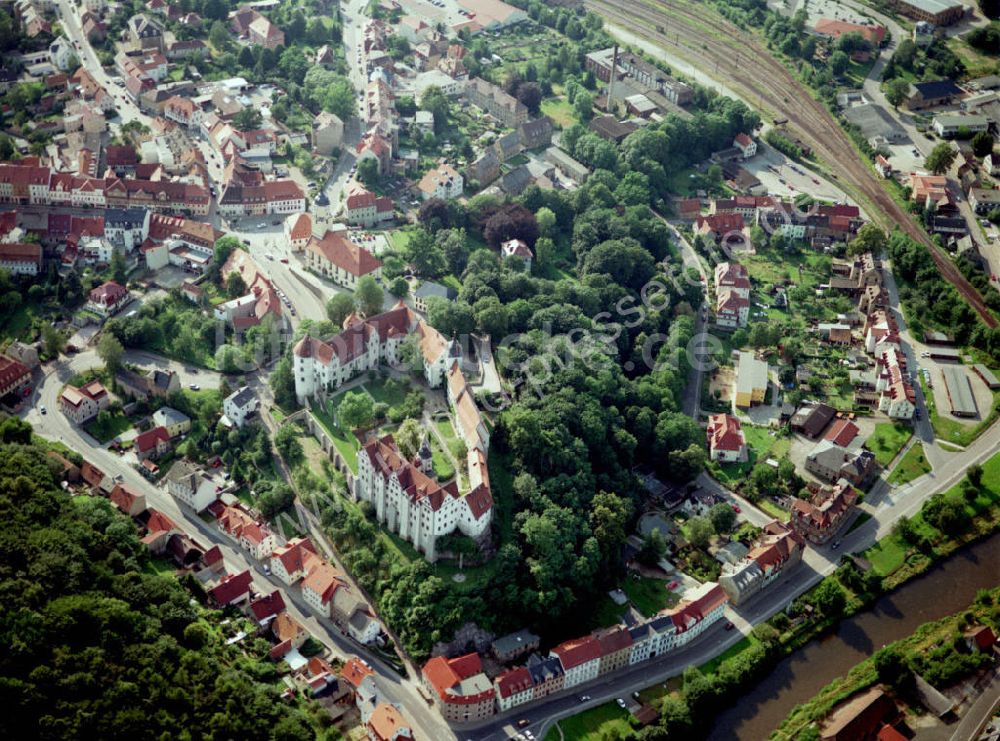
189 383 200 391
724 621 735 631
39 405 47 415
615 698 626 708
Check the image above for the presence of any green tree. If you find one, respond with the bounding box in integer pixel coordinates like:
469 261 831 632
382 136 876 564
925 142 957 174
97 333 124 371
883 78 910 109
269 354 297 408
275 424 304 466
687 516 714 548
41 324 64 358
338 390 374 429
708 502 737 533
536 206 557 237
226 271 247 298
971 131 994 158
233 107 262 130
637 528 667 566
395 417 424 459
357 157 379 186
389 276 410 299
848 222 887 256
811 578 847 617
326 292 355 324
213 235 240 268
829 50 850 76
355 275 384 317
110 249 127 285
573 90 594 121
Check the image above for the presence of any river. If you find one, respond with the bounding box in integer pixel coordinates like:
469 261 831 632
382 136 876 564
708 533 1000 740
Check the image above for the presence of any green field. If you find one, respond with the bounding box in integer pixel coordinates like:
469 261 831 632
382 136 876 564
865 422 912 467
887 442 931 486
540 97 576 128
545 703 632 741
84 410 132 444
622 575 680 617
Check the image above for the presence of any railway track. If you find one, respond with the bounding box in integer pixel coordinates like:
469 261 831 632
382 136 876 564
586 0 998 328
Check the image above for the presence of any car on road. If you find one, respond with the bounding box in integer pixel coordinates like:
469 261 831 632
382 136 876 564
39 405 46 415
280 257 289 264
724 621 735 631
668 580 679 590
579 695 590 702
731 503 741 513
290 307 297 316
265 253 274 260
189 383 200 391
832 539 842 550
516 719 530 728
257 222 266 228
616 698 626 708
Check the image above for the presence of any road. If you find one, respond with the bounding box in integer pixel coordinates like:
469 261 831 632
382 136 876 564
949 672 1000 741
666 220 710 418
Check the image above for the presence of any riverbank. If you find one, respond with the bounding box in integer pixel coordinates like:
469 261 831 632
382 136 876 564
772 586 1000 740
554 449 1000 740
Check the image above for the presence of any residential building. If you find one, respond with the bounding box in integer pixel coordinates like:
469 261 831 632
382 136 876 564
247 15 285 50
658 581 729 651
417 163 463 200
247 590 285 626
933 113 989 138
733 133 757 158
0 356 32 400
87 280 132 317
208 569 253 607
269 537 318 585
596 627 633 676
714 261 751 328
494 667 533 713
735 351 768 409
969 187 1000 215
223 386 258 428
218 504 276 560
313 111 344 155
301 553 348 618
356 132 393 175
217 180 306 218
805 441 877 488
304 230 382 289
551 636 601 689
518 116 554 149
0 243 43 275
367 703 414 741
719 521 805 605
500 238 533 271
109 483 147 517
345 189 394 227
422 653 497 722
526 653 565 700
127 14 164 51
790 402 836 439
707 413 748 463
285 213 312 251
465 77 528 127
59 380 110 424
104 207 150 250
413 281 456 313
135 426 171 461
164 459 218 512
164 95 203 128
4 340 38 369
491 629 540 663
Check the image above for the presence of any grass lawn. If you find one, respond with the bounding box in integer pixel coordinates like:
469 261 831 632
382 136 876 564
758 498 791 522
362 376 409 407
388 228 417 254
541 97 576 128
700 635 755 675
429 435 456 482
713 427 790 488
434 416 467 462
545 703 632 741
887 442 931 486
311 399 360 474
865 422 912 467
84 410 132 443
142 555 177 576
622 575 679 617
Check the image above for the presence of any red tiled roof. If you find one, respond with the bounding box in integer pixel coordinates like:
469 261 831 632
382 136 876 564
109 483 144 514
135 425 170 453
208 569 252 605
552 636 601 669
249 589 286 622
341 657 375 689
306 230 382 278
0 243 42 264
0 356 29 390
707 413 745 453
824 419 860 447
495 666 532 699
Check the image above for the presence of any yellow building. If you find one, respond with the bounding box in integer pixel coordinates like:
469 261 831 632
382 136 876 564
735 351 768 409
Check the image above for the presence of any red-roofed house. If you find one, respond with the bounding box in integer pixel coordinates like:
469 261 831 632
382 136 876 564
346 189 395 227
0 242 43 275
493 666 533 712
269 537 317 584
733 132 757 158
87 280 133 317
305 229 382 289
824 418 860 447
551 636 602 688
109 483 147 516
209 569 253 606
791 478 858 544
248 589 286 625
135 425 171 461
285 212 313 251
367 702 415 741
218 504 277 560
707 413 748 463
596 626 634 675
0 356 31 401
341 656 377 703
59 380 111 424
421 653 497 722
501 238 533 271
720 521 805 605
301 554 348 618
696 213 752 254
660 581 729 650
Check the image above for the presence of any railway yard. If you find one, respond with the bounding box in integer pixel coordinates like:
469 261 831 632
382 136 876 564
586 0 998 328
